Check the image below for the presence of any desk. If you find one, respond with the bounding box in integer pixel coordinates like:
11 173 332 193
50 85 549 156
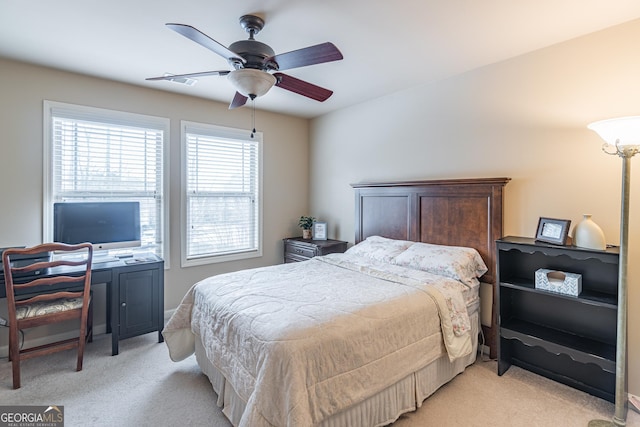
1 254 164 356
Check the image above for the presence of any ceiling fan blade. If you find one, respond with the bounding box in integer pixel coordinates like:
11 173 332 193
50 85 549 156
229 92 248 109
269 42 343 71
166 23 246 64
146 70 230 81
274 73 333 102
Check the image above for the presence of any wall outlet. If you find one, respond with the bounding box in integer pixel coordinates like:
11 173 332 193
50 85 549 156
0 316 7 327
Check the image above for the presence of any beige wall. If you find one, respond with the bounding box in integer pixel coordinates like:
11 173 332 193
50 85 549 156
309 20 640 395
0 58 309 347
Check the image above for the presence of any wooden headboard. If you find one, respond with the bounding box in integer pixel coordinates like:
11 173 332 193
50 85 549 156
351 177 510 356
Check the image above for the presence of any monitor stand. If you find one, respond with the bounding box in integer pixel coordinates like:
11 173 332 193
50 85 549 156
92 251 120 264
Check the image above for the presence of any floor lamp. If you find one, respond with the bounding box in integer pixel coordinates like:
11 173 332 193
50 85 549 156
587 116 640 427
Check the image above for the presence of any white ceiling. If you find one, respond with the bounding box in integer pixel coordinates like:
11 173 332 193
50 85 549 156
2 1 640 118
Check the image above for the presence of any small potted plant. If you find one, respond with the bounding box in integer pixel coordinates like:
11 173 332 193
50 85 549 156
298 216 315 239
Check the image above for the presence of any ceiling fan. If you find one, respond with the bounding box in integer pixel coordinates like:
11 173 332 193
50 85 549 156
147 14 343 109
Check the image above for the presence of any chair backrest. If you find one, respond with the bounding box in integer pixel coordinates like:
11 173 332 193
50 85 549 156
2 242 93 320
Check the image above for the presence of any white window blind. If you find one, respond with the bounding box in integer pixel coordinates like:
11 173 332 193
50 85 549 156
44 101 168 258
183 121 262 264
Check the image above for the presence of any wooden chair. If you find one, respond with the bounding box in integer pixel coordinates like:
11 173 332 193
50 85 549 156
2 242 93 389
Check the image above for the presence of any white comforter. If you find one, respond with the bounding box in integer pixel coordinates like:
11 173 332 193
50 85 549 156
163 253 475 427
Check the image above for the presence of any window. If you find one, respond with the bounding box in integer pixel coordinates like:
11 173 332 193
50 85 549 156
182 121 262 266
43 101 169 260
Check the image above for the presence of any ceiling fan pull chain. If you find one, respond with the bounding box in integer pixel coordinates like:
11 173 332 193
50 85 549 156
251 99 256 139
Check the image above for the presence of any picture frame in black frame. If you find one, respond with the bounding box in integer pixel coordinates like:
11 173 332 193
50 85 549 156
313 221 328 240
535 217 572 245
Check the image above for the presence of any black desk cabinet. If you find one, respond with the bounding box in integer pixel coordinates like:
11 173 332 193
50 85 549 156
1 254 164 356
110 256 164 355
496 236 619 402
283 237 348 263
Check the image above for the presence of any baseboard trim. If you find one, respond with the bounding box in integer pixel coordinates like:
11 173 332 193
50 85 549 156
0 323 107 359
0 309 175 358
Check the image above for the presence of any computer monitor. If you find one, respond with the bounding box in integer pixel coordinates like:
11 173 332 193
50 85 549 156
53 201 141 251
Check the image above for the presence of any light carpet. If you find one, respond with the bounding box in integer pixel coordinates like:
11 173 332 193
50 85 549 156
0 332 638 427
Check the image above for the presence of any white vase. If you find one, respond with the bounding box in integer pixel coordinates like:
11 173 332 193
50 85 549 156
573 214 606 250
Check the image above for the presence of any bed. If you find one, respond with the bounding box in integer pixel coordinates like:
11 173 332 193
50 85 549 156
163 177 510 427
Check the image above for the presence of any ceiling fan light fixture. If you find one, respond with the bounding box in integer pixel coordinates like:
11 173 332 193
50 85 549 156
228 69 276 98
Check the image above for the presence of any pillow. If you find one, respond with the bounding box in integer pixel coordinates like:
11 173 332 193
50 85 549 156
344 235 413 263
392 242 488 286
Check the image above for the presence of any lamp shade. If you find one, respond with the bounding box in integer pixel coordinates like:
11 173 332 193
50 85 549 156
228 69 276 98
587 116 640 146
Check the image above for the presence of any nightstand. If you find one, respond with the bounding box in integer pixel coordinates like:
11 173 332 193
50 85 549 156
283 237 348 263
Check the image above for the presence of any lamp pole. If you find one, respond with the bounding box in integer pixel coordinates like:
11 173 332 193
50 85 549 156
587 117 640 427
613 152 630 426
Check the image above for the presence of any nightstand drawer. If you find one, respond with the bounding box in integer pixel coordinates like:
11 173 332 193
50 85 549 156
284 242 316 259
284 253 309 263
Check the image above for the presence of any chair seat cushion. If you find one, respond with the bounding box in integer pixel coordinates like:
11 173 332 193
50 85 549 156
16 297 89 320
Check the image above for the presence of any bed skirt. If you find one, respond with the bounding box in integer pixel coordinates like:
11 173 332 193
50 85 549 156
194 311 479 427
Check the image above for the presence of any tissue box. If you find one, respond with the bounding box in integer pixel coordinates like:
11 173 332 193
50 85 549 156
534 269 582 296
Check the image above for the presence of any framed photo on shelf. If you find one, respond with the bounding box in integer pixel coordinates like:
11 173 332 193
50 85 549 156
313 222 327 240
535 217 571 245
